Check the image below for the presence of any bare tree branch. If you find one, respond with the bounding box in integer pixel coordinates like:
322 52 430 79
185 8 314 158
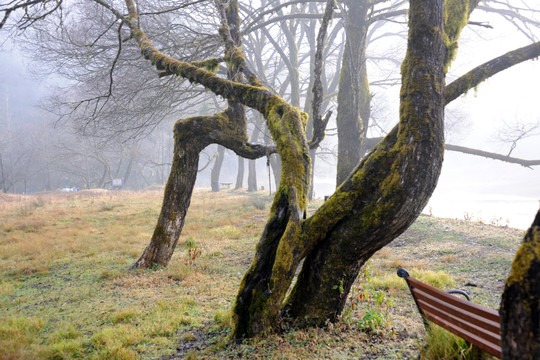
445 144 540 168
363 136 540 167
308 0 335 149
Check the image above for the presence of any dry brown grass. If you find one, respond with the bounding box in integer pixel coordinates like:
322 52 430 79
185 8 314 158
0 189 526 359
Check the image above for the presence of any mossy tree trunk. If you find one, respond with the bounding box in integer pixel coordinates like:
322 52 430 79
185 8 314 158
231 0 472 336
129 0 278 268
500 210 540 359
123 0 536 340
131 119 208 268
284 0 450 322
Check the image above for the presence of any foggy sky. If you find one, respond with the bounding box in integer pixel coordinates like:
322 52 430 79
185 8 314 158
1 6 539 229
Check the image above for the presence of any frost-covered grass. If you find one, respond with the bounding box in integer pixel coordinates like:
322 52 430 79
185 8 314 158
0 189 524 359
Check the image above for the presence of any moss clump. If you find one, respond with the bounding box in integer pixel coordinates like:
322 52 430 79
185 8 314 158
224 46 246 68
505 225 540 289
192 58 221 73
443 0 469 71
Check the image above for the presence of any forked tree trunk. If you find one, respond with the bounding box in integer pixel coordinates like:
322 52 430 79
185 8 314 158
284 0 446 320
125 0 506 339
233 0 448 336
500 210 540 359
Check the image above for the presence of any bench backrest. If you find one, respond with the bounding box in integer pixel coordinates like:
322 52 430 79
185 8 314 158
398 269 501 358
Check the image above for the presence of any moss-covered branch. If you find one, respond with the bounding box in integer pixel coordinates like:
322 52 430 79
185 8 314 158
157 57 224 78
123 0 276 116
445 41 540 104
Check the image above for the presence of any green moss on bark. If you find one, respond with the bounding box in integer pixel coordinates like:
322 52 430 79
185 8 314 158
192 58 221 73
443 0 469 71
506 227 540 289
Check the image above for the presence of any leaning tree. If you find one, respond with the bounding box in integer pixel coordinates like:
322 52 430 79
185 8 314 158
2 0 540 339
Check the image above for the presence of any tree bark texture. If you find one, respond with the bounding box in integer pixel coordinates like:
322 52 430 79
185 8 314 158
500 210 540 360
335 0 371 186
285 0 449 322
131 119 207 268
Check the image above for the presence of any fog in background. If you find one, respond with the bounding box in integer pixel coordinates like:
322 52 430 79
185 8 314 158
1 4 539 229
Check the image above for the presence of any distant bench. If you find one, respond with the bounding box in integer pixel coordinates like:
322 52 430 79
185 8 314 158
397 268 501 359
220 183 232 188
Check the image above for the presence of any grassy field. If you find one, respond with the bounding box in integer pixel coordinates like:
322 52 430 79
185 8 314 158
0 189 528 359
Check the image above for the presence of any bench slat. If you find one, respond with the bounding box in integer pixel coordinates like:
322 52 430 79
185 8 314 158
422 307 502 358
407 277 500 322
413 287 501 334
416 297 501 346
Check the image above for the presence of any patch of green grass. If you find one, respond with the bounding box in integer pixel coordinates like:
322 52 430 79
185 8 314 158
420 324 494 359
0 316 44 358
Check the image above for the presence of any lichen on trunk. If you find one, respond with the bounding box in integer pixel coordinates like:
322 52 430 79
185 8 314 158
500 210 540 359
232 95 311 338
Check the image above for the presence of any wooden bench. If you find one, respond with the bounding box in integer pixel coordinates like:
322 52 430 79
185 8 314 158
220 182 232 189
397 268 501 358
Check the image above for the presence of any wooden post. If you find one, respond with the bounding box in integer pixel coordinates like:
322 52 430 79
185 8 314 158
500 210 540 359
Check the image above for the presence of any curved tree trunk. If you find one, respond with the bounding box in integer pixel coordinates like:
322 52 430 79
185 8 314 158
131 110 270 269
284 0 447 323
123 0 494 339
131 119 207 268
500 210 540 359
129 0 277 269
